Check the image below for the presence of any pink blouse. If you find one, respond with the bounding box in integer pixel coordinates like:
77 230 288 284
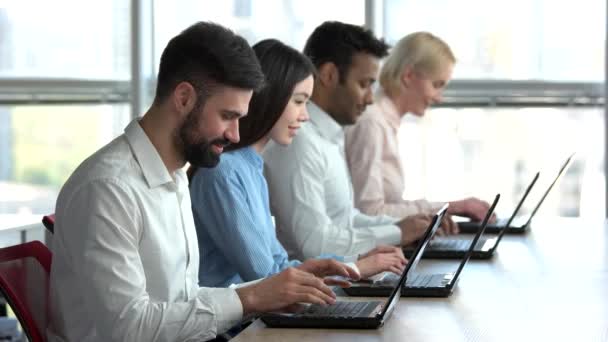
345 92 444 218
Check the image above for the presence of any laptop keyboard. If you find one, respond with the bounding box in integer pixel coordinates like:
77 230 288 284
302 301 379 318
406 273 451 288
430 238 484 250
380 273 451 288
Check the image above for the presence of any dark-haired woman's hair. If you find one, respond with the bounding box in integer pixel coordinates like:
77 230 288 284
226 39 314 151
188 39 314 181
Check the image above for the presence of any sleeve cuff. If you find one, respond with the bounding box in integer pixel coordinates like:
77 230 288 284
198 287 243 334
342 254 358 263
229 278 264 289
370 225 402 246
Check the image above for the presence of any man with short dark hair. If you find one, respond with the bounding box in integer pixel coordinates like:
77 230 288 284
264 21 433 260
48 22 357 342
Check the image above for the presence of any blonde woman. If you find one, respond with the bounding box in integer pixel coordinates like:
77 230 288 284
345 32 494 234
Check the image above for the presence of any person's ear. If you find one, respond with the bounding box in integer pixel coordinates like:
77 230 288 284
401 65 415 89
317 62 340 88
173 82 197 116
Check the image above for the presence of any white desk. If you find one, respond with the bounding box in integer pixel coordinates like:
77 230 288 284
232 217 608 341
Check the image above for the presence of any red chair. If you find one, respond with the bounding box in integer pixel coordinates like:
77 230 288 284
0 241 52 342
42 215 55 234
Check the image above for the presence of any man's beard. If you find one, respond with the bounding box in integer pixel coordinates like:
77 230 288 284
178 111 231 168
183 137 230 168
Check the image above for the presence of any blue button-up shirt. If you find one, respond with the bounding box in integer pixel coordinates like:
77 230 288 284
191 147 309 287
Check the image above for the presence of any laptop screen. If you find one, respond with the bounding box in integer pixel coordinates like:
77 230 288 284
450 194 500 282
377 204 448 319
490 173 539 249
523 153 574 227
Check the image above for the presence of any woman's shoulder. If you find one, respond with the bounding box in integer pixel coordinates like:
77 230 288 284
191 150 249 184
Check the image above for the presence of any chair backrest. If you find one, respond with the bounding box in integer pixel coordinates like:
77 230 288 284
0 241 52 342
41 215 55 234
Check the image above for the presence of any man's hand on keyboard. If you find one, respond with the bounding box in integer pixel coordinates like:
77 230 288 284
236 267 338 315
437 213 459 236
397 214 433 246
297 259 361 287
355 245 407 278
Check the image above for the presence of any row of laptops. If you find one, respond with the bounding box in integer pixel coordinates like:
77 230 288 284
403 153 573 260
459 153 574 234
260 154 573 329
261 195 498 328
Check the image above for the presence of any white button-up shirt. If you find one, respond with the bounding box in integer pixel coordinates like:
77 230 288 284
48 120 243 342
263 102 402 260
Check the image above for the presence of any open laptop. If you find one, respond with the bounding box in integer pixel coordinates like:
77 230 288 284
346 195 498 297
458 172 539 234
403 191 518 259
405 155 573 260
459 153 573 235
260 204 448 329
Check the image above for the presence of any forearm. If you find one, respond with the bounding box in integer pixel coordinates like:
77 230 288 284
98 288 243 341
78 247 244 341
295 222 400 258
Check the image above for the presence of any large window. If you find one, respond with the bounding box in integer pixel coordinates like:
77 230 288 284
0 1 605 233
384 0 605 81
153 0 365 68
0 1 131 230
399 107 604 218
0 105 130 223
0 0 130 79
385 0 605 218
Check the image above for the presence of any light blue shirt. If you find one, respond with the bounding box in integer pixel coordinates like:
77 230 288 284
192 147 332 287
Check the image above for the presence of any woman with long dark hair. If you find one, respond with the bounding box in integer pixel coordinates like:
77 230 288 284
189 39 406 287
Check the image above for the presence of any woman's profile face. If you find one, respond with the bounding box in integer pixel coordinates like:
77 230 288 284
403 62 453 117
269 75 314 146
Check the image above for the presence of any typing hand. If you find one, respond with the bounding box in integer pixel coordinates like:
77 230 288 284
450 197 497 223
396 214 433 246
236 267 337 315
355 245 407 278
436 213 459 236
297 259 360 285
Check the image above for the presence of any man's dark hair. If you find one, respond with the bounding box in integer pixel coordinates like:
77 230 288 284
154 21 265 105
303 21 390 82
225 39 315 152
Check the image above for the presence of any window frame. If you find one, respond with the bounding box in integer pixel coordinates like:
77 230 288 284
0 0 604 216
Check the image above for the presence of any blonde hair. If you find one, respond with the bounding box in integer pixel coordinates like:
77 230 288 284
380 32 455 95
